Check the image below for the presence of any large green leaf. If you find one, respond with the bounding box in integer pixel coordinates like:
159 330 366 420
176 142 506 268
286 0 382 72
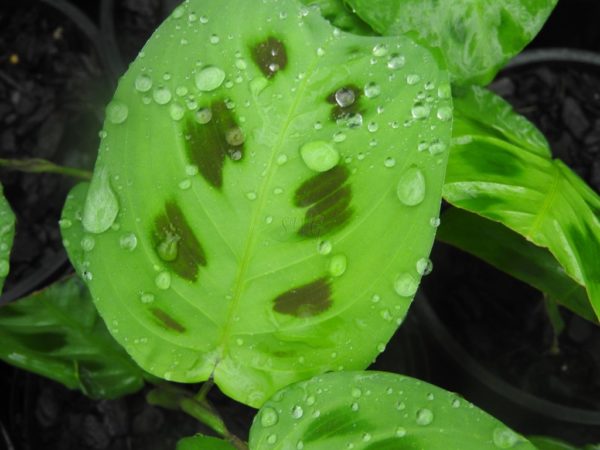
177 435 237 450
437 208 596 323
445 86 600 321
249 371 536 449
64 0 451 407
345 0 557 85
0 182 15 294
529 436 600 450
0 277 144 399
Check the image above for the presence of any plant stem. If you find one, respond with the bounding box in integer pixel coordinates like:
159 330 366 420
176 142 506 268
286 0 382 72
194 378 215 402
543 294 565 355
0 158 92 180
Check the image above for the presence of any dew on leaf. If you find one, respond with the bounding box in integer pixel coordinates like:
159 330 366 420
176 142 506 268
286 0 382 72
194 107 213 124
492 428 520 448
81 235 97 252
209 34 220 44
225 127 245 146
372 43 388 57
333 131 346 143
291 405 304 419
317 240 332 255
411 102 431 119
394 273 418 297
260 407 279 427
140 292 155 304
119 232 138 251
267 434 278 444
195 66 226 91
396 427 407 437
406 74 421 85
155 271 172 290
135 74 153 92
384 157 396 168
436 106 453 122
276 154 288 165
415 408 434 426
364 82 381 98
416 258 433 276
396 167 426 206
246 192 257 201
169 102 185 121
300 141 339 172
367 121 379 133
82 167 119 234
387 53 405 70
329 254 347 277
429 139 447 155
156 232 180 262
334 87 356 108
153 86 172 105
438 84 452 99
106 101 128 124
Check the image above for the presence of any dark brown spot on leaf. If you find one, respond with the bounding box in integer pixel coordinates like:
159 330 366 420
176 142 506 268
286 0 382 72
326 84 362 121
151 308 185 333
183 100 243 189
303 407 374 443
251 37 287 78
153 201 207 281
294 166 350 207
273 278 331 317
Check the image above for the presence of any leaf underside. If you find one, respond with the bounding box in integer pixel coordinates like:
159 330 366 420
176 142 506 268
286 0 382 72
62 0 451 407
345 0 558 85
445 86 600 322
0 277 144 399
249 371 536 450
0 183 15 293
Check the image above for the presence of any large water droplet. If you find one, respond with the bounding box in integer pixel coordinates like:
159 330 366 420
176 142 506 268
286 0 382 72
260 407 279 427
396 167 426 206
300 141 339 172
153 86 172 105
119 232 138 251
436 106 452 122
372 43 388 57
135 74 153 92
82 167 119 234
225 127 245 146
364 82 381 99
334 87 355 108
155 271 172 290
492 428 520 448
387 53 405 70
291 405 304 419
195 107 212 124
411 102 431 120
106 101 128 124
195 66 225 91
394 273 418 297
169 102 185 121
157 232 180 261
415 408 434 426
329 254 347 277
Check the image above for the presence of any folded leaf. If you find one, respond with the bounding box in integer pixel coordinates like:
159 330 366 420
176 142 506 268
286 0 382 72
437 208 596 323
0 277 145 399
0 183 15 294
249 371 536 449
345 0 557 85
177 434 236 450
445 86 600 322
64 0 451 407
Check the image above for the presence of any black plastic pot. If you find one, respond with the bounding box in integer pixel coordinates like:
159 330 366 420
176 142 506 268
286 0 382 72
415 48 600 445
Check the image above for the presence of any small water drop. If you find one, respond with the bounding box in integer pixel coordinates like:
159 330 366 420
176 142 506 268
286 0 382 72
317 240 332 255
396 167 426 206
260 407 279 427
362 432 372 442
300 141 339 172
437 84 452 99
157 232 180 261
411 102 431 120
246 191 257 201
106 101 128 124
406 74 421 85
276 154 288 165
351 402 359 411
140 292 155 304
372 43 388 57
394 273 418 297
81 235 95 252
436 106 453 122
172 5 184 18
135 74 153 92
155 271 172 290
351 387 362 398
291 405 304 419
384 157 396 168
416 258 433 276
430 217 441 228
195 66 226 91
334 87 356 108
225 127 245 146
169 102 185 121
367 121 379 133
415 408 434 426
387 53 405 70
153 86 172 105
267 434 278 445
329 254 347 277
82 167 119 234
59 219 72 229
179 179 192 190
209 34 220 44
451 398 461 408
492 428 520 448
119 232 138 251
396 427 407 437
195 107 213 124
364 82 381 98
429 139 447 155
333 131 346 143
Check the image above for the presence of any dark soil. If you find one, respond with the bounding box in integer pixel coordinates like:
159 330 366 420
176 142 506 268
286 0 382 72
420 53 600 440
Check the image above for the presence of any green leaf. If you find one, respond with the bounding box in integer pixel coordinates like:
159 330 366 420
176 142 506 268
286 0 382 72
345 0 558 85
0 182 15 293
177 435 237 450
528 436 596 450
445 86 600 322
436 208 596 323
299 0 375 35
61 182 92 277
65 0 451 407
249 371 536 449
0 277 145 399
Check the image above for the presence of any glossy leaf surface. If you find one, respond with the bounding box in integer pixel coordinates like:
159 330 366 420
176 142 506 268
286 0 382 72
177 435 236 450
345 0 557 84
529 436 599 450
249 371 536 450
0 183 15 293
437 208 596 322
0 277 144 399
299 0 374 35
445 86 600 321
67 0 451 407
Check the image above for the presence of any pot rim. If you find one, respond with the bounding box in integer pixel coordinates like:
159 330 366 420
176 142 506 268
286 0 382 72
507 47 600 68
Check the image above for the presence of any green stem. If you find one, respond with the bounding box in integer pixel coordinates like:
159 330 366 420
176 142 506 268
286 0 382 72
0 158 92 180
194 379 215 403
543 294 565 355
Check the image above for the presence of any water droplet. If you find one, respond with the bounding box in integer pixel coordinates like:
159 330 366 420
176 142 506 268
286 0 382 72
429 139 447 155
296 440 304 450
415 408 433 426
384 157 396 168
364 82 381 98
333 131 346 143
411 102 431 120
209 34 220 44
157 232 180 261
387 53 405 70
377 342 386 352
172 5 184 18
430 217 441 228
59 219 72 229
406 74 421 85
185 165 199 176
351 402 359 411
106 101 128 124
416 258 433 276
291 405 304 419
82 167 119 234
334 87 355 108
276 154 288 165
250 77 268 96
367 121 379 133
153 86 172 105
155 271 172 290
169 102 185 121
493 428 520 448
300 141 339 172
195 107 212 124
351 387 362 398
394 273 418 297
328 254 347 277
451 398 461 408
371 294 381 303
396 167 426 206
437 84 452 99
436 106 452 121
396 427 407 437
135 74 153 92
225 127 245 146
318 240 332 255
362 432 372 442
344 113 363 129
260 407 279 427
246 192 257 201
316 47 325 56
140 292 155 304
179 179 192 190
372 43 388 57
195 66 226 92
119 232 138 251
199 15 208 24
81 236 95 252
267 434 278 444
